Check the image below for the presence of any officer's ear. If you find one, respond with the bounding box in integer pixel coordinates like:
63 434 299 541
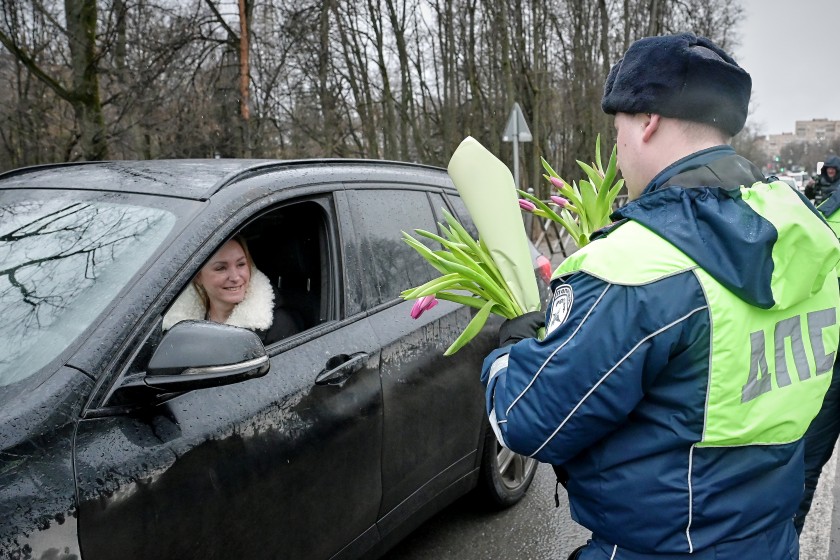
641 114 661 143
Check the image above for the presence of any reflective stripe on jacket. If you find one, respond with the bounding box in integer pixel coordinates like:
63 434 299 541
482 176 840 557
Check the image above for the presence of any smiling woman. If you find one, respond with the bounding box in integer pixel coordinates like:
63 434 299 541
162 235 302 344
194 236 253 323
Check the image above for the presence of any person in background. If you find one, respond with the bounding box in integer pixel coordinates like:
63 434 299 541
796 172 840 534
163 235 301 344
482 33 840 560
812 156 840 205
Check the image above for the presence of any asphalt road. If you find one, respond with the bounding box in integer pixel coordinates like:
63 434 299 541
383 449 840 560
801 446 840 560
381 463 587 560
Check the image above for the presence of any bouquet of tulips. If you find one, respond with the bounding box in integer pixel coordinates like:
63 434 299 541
401 135 624 355
518 135 624 247
401 208 531 355
401 136 542 356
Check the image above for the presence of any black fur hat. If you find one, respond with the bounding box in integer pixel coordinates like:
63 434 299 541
601 33 751 137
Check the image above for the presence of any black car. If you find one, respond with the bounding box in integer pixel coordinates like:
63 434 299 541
0 159 539 559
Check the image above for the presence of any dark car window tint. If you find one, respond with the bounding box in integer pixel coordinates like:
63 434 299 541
243 200 332 338
348 189 437 308
444 192 479 239
428 192 447 225
0 194 176 387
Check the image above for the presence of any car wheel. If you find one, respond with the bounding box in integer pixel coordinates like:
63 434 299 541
477 426 538 508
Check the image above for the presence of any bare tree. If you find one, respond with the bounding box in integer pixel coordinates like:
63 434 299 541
0 0 747 177
0 0 107 160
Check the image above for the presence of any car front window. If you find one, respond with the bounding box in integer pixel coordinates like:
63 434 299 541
0 191 177 386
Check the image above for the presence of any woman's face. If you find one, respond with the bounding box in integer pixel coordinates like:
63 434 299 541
195 240 251 311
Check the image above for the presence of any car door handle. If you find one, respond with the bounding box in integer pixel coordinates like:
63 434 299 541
314 352 370 386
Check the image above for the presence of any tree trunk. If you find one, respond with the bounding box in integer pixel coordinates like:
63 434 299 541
598 0 611 77
623 0 631 52
332 2 379 157
529 0 544 197
436 0 457 158
384 0 411 160
64 0 107 160
369 0 398 159
647 0 662 35
238 0 251 157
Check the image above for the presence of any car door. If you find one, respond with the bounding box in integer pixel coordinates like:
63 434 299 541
341 185 489 535
74 194 384 560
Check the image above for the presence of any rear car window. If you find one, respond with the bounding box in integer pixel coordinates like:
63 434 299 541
444 192 479 239
347 188 437 309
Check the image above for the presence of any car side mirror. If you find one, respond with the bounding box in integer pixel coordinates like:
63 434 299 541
143 320 269 393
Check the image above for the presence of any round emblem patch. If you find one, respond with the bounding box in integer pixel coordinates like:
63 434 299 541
547 284 574 334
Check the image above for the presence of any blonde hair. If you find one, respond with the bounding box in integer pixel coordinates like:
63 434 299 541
192 234 254 312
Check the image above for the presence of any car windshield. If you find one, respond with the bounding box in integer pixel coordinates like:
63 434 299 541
0 191 177 386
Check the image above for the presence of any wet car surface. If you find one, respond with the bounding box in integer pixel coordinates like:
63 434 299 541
0 159 539 559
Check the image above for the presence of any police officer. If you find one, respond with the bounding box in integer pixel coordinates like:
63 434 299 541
796 174 840 534
812 156 840 205
482 33 840 560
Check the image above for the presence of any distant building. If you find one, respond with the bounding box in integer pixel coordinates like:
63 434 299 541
755 118 840 164
794 119 840 143
758 132 798 156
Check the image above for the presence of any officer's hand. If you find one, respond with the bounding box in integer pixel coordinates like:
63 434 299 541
498 311 545 347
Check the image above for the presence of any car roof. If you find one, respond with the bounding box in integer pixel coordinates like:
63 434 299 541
0 159 449 200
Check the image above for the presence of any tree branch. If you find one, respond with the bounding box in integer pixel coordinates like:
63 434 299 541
203 0 239 44
0 28 75 104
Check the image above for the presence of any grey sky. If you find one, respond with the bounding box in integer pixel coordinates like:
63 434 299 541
736 0 839 135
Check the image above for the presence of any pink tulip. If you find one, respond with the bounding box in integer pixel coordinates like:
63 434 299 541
518 199 536 212
550 195 569 208
410 295 439 319
549 177 565 190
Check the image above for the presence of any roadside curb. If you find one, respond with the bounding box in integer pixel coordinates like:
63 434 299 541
831 457 840 558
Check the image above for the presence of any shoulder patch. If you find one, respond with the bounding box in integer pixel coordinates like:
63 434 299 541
546 284 574 334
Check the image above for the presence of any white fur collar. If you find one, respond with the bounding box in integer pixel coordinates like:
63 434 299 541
162 267 275 331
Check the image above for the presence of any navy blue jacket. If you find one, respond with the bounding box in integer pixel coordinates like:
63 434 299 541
482 147 840 558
